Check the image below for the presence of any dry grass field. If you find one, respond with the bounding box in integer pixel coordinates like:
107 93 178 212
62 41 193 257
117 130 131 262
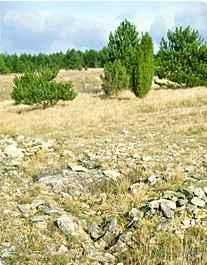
0 68 207 143
0 69 207 264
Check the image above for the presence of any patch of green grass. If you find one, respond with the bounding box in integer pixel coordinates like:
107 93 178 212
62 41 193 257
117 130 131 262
45 254 70 265
62 201 81 217
4 254 30 265
80 215 92 226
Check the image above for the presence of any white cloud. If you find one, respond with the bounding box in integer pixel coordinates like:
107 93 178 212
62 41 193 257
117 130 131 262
149 1 207 53
4 10 56 33
174 2 207 39
1 9 110 54
1 1 207 55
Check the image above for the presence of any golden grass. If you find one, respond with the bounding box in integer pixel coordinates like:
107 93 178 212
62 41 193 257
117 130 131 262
0 73 22 101
55 68 103 91
0 69 207 144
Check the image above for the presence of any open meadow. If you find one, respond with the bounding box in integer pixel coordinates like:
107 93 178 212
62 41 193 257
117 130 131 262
0 69 207 264
1 68 207 141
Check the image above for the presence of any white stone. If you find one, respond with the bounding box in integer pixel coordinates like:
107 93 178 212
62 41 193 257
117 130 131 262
68 164 88 172
148 174 157 184
160 199 176 210
122 130 129 135
62 150 74 157
58 244 69 254
1 243 16 258
4 144 24 158
42 139 55 149
129 183 144 194
189 186 205 199
104 253 116 263
132 153 139 159
56 214 79 235
160 199 176 219
55 214 89 240
191 197 206 207
203 187 207 195
181 219 191 229
142 156 151 162
149 199 160 209
103 170 121 180
128 208 141 218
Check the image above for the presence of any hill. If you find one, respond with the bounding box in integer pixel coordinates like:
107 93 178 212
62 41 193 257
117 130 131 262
0 70 207 264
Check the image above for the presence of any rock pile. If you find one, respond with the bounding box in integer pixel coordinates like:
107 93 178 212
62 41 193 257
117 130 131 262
0 131 206 264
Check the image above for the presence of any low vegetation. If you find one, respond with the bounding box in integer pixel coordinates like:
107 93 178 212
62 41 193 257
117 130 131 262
100 60 129 96
11 68 77 108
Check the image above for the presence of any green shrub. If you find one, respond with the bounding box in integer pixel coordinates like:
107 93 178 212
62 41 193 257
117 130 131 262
100 60 129 97
11 68 77 107
132 33 154 97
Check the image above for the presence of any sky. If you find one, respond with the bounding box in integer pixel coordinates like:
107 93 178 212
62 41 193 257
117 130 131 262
0 1 207 55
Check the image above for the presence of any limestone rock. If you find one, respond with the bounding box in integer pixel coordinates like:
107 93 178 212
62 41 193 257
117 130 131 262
1 243 16 258
55 214 79 235
4 144 24 158
191 197 206 207
103 170 121 180
55 214 89 240
86 225 104 240
188 186 205 199
160 199 176 219
57 244 69 254
68 164 88 172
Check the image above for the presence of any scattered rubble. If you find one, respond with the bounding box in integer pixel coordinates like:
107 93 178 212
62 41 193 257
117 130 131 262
0 131 206 264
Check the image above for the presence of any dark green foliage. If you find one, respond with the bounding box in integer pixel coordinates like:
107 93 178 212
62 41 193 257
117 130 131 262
0 57 10 74
155 26 207 87
132 33 154 97
39 67 59 81
104 19 139 85
100 60 129 97
102 19 154 97
11 68 77 107
64 49 84 70
84 49 103 68
0 49 104 74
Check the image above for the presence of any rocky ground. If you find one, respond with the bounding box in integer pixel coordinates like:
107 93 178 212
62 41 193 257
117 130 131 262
0 105 207 265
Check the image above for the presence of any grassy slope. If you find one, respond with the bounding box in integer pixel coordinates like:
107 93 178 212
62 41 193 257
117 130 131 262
0 69 207 142
0 69 207 264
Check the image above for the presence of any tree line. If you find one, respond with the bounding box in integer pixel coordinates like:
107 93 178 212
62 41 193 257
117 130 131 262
0 49 105 74
6 19 207 108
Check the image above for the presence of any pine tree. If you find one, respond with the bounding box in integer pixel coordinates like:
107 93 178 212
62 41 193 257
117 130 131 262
155 26 207 87
132 33 154 97
104 19 139 86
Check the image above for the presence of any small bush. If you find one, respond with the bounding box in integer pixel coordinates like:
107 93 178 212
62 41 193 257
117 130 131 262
100 60 129 97
11 68 77 107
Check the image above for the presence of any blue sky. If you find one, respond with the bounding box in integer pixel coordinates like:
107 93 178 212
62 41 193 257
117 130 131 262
0 1 207 55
